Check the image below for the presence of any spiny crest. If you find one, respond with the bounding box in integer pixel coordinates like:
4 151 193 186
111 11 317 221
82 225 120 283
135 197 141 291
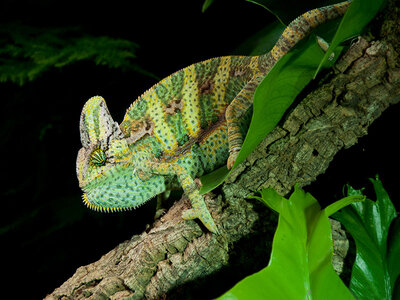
82 193 135 212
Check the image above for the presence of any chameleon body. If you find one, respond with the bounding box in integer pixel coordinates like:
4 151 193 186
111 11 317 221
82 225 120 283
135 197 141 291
76 1 351 233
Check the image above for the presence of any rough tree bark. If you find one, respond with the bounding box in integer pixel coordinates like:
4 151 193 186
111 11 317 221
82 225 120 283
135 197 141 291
46 3 400 299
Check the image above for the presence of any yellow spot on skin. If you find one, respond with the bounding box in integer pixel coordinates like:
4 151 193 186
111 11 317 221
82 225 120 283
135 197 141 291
270 44 287 61
282 27 304 44
181 64 201 136
303 9 325 28
146 88 178 153
249 56 259 73
334 2 349 14
210 56 231 115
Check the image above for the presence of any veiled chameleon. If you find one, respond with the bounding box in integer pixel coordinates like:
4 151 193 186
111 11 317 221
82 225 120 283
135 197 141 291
76 1 351 233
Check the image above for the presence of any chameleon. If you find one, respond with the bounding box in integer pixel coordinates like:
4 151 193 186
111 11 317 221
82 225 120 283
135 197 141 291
76 1 352 234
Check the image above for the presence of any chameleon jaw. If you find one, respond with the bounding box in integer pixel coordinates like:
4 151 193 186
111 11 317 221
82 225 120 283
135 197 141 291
80 165 167 213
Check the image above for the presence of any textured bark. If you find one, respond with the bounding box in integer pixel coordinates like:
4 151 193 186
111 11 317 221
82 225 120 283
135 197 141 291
46 4 400 300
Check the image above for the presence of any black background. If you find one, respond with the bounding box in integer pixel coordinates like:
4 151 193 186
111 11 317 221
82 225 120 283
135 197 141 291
1 0 398 299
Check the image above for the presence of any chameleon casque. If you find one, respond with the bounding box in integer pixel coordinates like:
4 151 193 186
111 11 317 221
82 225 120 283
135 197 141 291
76 1 351 233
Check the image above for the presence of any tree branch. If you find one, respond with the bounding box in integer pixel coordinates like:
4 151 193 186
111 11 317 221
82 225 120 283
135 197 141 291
46 4 400 299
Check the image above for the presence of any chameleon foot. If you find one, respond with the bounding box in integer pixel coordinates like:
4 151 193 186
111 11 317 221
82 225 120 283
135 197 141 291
154 192 169 220
182 198 219 234
172 164 219 233
154 208 167 220
227 150 239 170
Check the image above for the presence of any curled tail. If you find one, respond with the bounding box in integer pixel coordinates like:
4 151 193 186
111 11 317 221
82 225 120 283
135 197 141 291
260 0 352 72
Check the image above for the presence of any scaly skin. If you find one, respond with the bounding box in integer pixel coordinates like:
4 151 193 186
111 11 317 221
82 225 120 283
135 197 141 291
76 1 351 233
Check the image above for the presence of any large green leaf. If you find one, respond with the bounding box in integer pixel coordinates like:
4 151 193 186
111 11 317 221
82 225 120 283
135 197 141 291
217 186 361 299
388 217 400 290
333 177 399 299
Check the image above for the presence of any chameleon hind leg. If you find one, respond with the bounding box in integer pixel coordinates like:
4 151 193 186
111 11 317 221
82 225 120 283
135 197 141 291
225 73 265 169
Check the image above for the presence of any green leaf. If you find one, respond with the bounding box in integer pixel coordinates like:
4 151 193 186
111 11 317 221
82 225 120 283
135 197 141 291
333 177 398 299
217 186 354 299
250 187 284 213
202 0 214 12
325 195 365 217
388 217 400 289
0 24 159 85
395 280 400 300
234 21 285 56
199 165 229 194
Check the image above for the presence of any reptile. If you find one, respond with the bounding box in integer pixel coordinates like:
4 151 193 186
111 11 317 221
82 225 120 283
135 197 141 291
76 1 352 233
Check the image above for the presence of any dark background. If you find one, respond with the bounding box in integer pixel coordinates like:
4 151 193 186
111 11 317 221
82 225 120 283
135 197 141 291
1 0 398 299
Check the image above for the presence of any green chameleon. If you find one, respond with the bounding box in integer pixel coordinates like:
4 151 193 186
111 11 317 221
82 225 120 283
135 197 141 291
76 1 351 233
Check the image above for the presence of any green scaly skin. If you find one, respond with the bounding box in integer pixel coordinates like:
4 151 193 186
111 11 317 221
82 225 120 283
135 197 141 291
76 1 352 233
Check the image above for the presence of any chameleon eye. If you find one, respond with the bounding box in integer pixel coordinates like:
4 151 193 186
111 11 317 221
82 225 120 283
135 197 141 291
90 148 107 166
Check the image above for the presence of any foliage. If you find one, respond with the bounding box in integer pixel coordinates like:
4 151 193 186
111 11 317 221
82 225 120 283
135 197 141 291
202 0 215 13
200 0 384 194
217 186 364 299
0 24 157 85
217 178 399 299
333 177 400 299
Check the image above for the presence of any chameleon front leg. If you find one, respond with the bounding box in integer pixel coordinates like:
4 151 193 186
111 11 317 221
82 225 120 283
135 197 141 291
144 159 218 233
225 73 265 169
173 164 218 233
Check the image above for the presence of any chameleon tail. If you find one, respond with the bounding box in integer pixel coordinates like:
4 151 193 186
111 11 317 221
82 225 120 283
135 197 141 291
259 0 352 73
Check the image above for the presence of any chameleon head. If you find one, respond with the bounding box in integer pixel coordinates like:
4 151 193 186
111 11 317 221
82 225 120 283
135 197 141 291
76 96 166 212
